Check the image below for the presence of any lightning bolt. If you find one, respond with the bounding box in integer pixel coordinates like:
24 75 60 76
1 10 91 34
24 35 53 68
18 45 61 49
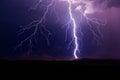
16 0 106 59
67 0 79 59
15 0 55 54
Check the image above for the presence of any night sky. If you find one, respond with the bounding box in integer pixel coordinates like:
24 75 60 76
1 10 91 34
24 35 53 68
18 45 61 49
0 0 120 60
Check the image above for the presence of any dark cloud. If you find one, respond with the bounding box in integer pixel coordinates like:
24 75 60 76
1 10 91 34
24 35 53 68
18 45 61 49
107 0 120 8
93 0 120 8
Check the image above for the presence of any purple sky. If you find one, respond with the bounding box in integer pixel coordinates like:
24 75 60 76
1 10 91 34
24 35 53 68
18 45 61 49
83 7 120 59
0 0 120 60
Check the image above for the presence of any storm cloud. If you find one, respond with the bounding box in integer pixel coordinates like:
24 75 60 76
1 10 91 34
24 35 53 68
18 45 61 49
107 0 120 8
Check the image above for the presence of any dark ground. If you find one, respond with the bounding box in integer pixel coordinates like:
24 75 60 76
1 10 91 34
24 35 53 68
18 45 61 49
0 59 120 72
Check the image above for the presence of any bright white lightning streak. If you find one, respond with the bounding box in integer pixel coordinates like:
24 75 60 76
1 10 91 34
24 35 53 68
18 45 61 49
68 0 79 59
